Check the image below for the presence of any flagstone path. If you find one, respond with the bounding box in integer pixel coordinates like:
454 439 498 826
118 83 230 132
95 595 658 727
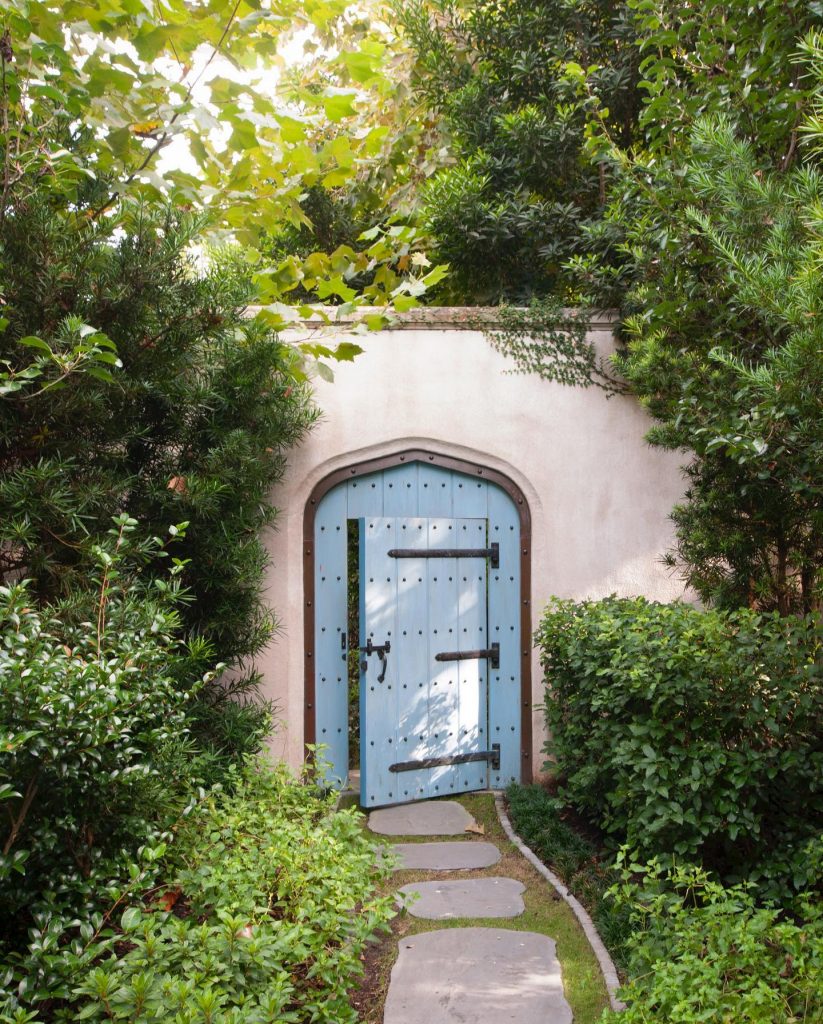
389 840 501 871
370 799 574 1024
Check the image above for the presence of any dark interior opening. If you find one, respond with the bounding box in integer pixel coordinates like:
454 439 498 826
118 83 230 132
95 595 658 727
346 519 360 770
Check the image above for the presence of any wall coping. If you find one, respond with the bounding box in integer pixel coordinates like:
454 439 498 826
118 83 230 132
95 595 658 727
247 305 619 332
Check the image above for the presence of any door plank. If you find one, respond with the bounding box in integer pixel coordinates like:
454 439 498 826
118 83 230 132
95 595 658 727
456 517 489 793
425 517 462 799
455 476 489 517
360 516 398 807
347 472 384 518
394 517 431 801
488 487 522 787
383 462 418 515
417 464 454 516
314 486 348 786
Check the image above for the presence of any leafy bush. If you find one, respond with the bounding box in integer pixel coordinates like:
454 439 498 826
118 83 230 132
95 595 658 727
0 196 316 770
506 783 631 966
1 762 395 1024
538 597 823 898
602 858 823 1023
0 519 215 951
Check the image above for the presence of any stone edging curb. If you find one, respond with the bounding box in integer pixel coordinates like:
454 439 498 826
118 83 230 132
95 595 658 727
494 792 626 1013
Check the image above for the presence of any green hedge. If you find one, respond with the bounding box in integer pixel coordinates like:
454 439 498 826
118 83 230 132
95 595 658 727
0 561 205 948
538 597 823 897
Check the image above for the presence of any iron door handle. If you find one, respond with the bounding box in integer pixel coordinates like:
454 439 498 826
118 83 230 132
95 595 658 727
360 639 391 683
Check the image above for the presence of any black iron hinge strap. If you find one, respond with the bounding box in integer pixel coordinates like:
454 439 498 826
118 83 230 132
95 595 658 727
389 744 500 773
434 642 499 670
387 543 499 569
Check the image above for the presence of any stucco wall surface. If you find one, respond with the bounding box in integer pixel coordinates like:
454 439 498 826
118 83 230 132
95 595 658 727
258 319 689 778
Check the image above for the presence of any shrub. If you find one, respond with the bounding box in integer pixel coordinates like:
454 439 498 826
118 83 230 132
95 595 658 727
538 597 823 898
1 762 395 1024
602 858 823 1023
0 519 215 951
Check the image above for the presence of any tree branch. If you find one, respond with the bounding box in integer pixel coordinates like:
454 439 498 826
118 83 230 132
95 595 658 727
2 775 39 856
89 0 244 222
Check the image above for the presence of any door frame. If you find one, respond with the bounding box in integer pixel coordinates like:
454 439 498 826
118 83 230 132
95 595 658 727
302 448 533 784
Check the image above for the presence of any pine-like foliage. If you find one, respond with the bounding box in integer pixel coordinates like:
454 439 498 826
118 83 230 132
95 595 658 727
618 121 823 612
0 197 316 737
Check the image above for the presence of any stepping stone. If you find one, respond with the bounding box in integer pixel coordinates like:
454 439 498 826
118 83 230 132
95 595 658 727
384 928 572 1024
391 841 501 871
368 800 476 836
398 877 525 919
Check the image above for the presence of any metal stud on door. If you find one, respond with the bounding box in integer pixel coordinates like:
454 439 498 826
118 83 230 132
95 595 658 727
359 516 496 807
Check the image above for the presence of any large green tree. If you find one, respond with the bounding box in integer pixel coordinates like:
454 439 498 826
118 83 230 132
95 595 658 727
0 0 446 338
480 4 823 613
599 11 823 613
396 0 643 303
612 115 823 613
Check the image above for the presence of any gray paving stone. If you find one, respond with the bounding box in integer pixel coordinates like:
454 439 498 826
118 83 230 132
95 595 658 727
391 841 501 871
398 877 525 919
383 928 572 1024
368 800 476 836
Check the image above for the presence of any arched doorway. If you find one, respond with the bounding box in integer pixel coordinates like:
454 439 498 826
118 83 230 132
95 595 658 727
303 449 532 807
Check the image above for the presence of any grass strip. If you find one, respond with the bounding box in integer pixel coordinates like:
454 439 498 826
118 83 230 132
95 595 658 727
505 782 631 971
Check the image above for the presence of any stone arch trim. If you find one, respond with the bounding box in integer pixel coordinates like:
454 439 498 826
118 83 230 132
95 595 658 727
302 447 533 783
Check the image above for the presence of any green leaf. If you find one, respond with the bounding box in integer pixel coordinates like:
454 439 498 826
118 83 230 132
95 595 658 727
316 276 357 302
421 264 449 289
86 366 116 383
18 335 52 353
276 115 309 143
321 91 358 123
120 907 142 931
331 342 363 362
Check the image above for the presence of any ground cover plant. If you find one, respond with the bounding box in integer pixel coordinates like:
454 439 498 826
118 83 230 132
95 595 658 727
601 860 823 1023
1 758 394 1023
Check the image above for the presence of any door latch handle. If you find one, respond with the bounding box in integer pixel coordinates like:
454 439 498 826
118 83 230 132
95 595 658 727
360 639 391 682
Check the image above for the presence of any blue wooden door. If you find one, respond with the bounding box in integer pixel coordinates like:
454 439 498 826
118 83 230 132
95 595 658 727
313 460 523 793
359 516 495 807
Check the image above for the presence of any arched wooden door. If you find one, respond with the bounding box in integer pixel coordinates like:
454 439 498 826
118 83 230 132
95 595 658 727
304 451 532 806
